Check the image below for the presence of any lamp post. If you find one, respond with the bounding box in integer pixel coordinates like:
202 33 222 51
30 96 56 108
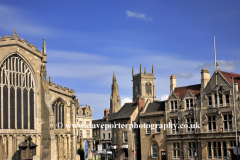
219 77 238 160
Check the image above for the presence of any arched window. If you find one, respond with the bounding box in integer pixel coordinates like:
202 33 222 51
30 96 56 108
0 54 35 129
146 83 152 95
152 144 158 158
52 99 64 129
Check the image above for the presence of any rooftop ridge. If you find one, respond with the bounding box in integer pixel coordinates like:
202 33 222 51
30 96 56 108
219 70 240 77
0 35 43 55
175 83 201 89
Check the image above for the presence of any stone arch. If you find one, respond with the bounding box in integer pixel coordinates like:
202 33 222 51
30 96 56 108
149 140 159 159
0 52 38 130
51 97 68 129
145 82 152 95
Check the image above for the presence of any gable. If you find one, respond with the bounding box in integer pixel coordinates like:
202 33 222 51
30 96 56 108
183 90 195 98
204 71 231 94
168 92 178 100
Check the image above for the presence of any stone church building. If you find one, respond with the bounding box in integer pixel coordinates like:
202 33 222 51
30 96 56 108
0 30 79 160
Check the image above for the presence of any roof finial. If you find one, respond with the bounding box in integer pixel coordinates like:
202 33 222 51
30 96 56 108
43 38 46 55
144 67 147 74
140 64 142 73
13 28 19 38
152 65 154 74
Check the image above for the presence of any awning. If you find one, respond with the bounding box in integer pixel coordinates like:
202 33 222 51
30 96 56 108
122 145 128 149
111 145 117 149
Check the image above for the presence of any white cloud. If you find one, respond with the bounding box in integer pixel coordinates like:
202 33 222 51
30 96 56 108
160 94 169 101
175 72 193 79
126 10 153 22
121 97 132 106
197 59 236 71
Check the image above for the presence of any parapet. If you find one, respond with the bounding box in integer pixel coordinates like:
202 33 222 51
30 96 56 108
48 79 75 96
0 34 45 58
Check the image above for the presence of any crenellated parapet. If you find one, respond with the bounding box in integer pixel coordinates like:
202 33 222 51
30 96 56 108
48 78 75 96
132 64 155 78
0 30 47 62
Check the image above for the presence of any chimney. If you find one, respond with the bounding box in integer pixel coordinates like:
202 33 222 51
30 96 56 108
201 68 210 89
137 98 145 112
104 109 109 117
170 75 177 93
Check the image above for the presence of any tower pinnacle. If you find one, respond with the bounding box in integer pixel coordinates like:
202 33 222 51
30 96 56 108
13 28 19 39
42 38 46 55
132 67 134 76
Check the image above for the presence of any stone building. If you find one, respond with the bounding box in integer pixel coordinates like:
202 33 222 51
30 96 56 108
139 100 167 160
166 68 240 160
92 71 121 156
0 30 79 160
110 65 156 160
132 64 156 102
76 102 93 159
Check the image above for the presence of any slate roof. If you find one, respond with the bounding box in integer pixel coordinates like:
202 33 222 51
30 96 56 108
92 119 102 124
145 101 165 113
109 102 137 120
219 70 240 90
174 84 201 99
107 113 117 120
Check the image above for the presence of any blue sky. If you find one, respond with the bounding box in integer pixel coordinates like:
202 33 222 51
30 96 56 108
1 0 240 119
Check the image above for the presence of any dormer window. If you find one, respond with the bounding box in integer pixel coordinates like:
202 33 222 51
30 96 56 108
171 101 177 111
87 112 88 116
186 99 193 109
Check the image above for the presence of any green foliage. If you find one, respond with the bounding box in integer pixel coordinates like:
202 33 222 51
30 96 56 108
77 148 84 160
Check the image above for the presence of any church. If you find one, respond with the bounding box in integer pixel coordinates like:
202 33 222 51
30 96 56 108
0 30 79 160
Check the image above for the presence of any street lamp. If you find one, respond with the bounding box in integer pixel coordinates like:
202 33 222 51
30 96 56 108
218 77 238 160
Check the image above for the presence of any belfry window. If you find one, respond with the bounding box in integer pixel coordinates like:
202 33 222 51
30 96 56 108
52 99 65 129
145 83 152 95
0 54 35 129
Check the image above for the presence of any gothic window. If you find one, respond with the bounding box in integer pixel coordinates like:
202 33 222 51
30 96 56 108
145 83 152 95
52 99 65 129
151 144 157 158
0 54 35 129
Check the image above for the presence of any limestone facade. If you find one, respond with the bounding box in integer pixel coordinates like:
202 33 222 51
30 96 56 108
165 69 240 160
0 31 79 160
76 103 93 159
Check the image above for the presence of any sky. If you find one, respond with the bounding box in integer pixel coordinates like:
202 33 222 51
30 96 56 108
0 0 240 119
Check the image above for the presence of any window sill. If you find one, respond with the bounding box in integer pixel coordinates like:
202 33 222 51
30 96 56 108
154 132 161 134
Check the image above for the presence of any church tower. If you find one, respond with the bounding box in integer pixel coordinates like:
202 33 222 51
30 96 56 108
132 64 156 102
110 71 121 113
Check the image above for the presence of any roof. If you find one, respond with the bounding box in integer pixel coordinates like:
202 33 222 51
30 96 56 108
109 102 137 120
106 113 117 120
174 84 201 99
219 70 240 90
92 119 102 124
145 101 165 113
